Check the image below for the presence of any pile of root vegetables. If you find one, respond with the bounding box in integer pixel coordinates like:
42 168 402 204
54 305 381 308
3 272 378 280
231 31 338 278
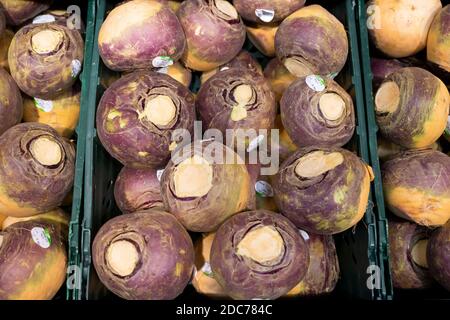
91 0 374 300
367 0 450 292
0 0 82 300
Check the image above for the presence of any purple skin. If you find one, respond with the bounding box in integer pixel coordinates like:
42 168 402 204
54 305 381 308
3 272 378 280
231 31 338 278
210 210 309 300
388 219 433 289
177 0 246 71
280 76 355 148
200 50 263 84
273 147 370 235
0 218 67 300
196 68 276 140
96 71 195 168
0 0 52 26
233 0 305 23
376 67 448 149
292 233 339 296
8 23 84 99
160 140 253 232
428 222 450 291
221 50 262 74
98 0 186 72
382 149 450 226
0 67 23 135
4 208 70 239
114 167 164 214
245 163 261 186
275 5 348 77
245 162 260 210
427 5 450 72
370 58 406 89
0 123 75 217
92 210 195 300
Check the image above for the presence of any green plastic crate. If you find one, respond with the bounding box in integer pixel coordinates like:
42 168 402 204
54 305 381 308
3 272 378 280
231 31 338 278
66 0 97 301
78 0 388 300
355 0 394 301
356 0 450 300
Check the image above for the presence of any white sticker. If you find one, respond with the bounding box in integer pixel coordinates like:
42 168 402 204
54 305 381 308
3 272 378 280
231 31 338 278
255 181 274 198
33 14 56 24
255 9 275 23
299 230 310 241
156 169 165 182
306 75 326 92
31 227 51 249
201 262 213 278
247 134 265 152
156 66 169 74
34 98 53 112
219 66 230 72
152 56 174 68
71 59 82 78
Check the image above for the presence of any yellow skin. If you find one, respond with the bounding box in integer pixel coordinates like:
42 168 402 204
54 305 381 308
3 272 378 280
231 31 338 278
0 213 6 230
279 5 347 77
268 69 296 102
412 81 449 148
286 239 326 297
428 39 450 72
285 4 346 41
2 208 69 230
8 246 67 300
355 166 375 224
0 29 14 71
98 0 184 72
256 196 278 212
23 90 81 138
272 115 297 161
192 233 227 297
427 6 450 72
279 128 297 152
98 0 162 46
166 62 191 87
0 186 42 218
167 160 253 232
246 24 277 57
168 1 181 13
339 166 374 230
304 165 373 234
193 229 318 298
265 60 297 102
182 50 221 72
368 0 442 58
0 209 68 299
385 187 450 227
